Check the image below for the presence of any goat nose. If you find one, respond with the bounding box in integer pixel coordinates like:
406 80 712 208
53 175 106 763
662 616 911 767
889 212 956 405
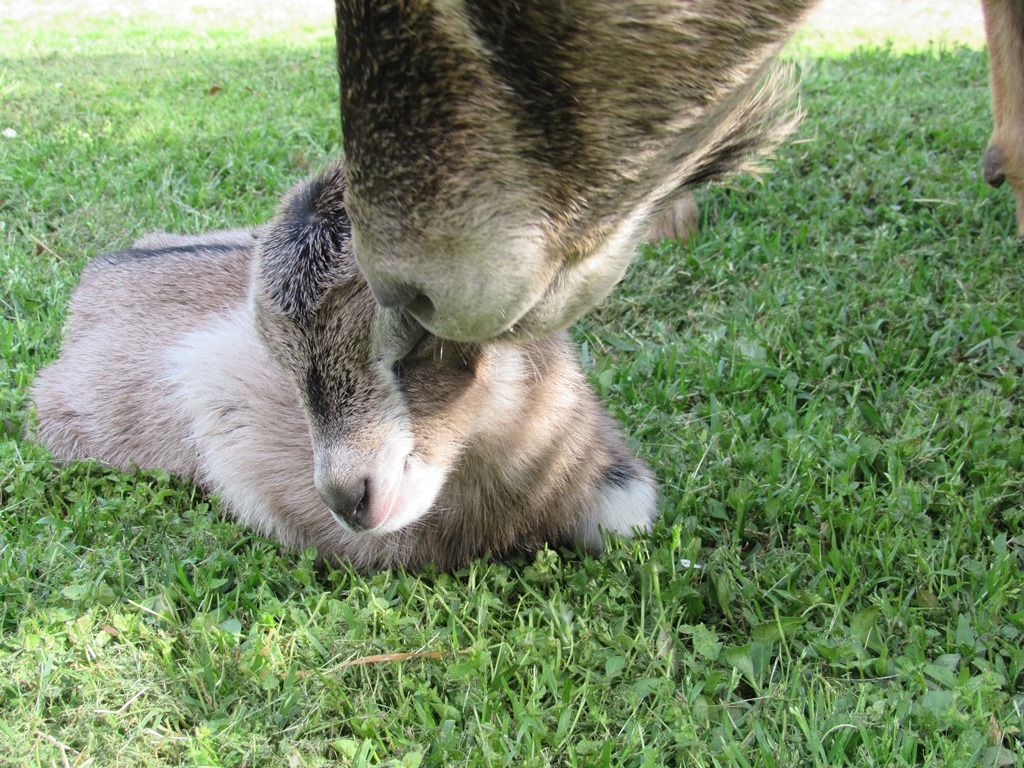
318 478 371 531
367 280 436 323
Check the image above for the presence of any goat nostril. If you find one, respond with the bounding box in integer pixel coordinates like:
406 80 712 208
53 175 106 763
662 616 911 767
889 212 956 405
319 478 370 531
368 280 420 310
405 292 435 323
365 279 436 324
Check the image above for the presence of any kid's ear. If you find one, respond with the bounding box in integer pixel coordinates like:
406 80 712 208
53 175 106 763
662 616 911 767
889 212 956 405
371 306 425 363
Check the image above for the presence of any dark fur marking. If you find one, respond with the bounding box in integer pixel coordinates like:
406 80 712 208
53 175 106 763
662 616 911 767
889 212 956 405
304 348 359 431
93 243 236 266
463 1 586 211
604 462 637 489
304 365 327 425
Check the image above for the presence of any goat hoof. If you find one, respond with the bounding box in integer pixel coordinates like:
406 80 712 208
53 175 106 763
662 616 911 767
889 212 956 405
984 144 1008 188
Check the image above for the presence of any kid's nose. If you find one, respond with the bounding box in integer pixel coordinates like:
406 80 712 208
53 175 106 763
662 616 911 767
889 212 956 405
318 477 373 531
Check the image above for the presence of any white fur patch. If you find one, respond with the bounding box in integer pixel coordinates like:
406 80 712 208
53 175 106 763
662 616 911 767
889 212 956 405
372 456 449 534
574 477 659 553
475 345 527 435
162 308 322 547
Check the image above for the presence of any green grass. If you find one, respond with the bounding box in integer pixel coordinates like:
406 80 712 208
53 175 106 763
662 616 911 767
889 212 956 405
2 8 1024 768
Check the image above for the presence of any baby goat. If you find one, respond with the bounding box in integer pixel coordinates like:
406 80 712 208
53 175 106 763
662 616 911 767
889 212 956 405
30 163 658 572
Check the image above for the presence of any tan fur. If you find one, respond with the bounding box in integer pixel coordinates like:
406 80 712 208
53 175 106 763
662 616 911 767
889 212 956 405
30 163 658 572
982 0 1024 236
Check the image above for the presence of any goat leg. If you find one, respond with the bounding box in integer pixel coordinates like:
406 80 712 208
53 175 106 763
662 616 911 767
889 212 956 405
982 0 1024 236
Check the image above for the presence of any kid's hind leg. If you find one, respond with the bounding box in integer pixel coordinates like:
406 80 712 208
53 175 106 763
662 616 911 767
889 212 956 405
647 192 696 246
572 461 659 553
28 368 89 462
645 192 699 246
982 0 1024 236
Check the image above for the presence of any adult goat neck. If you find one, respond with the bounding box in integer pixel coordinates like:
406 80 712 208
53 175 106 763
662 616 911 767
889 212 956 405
30 163 658 572
336 0 818 342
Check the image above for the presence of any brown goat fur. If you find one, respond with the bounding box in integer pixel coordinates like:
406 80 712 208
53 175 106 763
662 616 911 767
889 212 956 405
335 0 818 342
